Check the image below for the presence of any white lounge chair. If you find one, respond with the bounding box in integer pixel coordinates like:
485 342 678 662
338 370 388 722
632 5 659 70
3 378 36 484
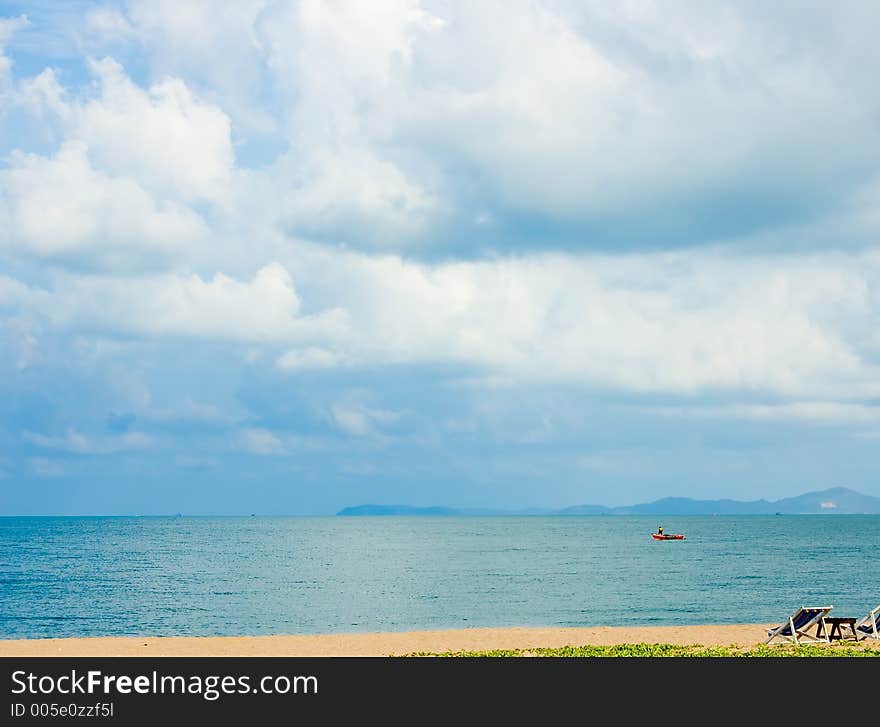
855 604 880 641
765 605 833 644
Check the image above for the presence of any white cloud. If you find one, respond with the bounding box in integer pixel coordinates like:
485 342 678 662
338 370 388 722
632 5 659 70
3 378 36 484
16 67 68 119
4 243 880 399
2 56 233 273
0 274 44 307
46 262 327 341
24 428 154 454
244 0 880 248
332 405 371 436
46 261 349 343
2 3 880 407
272 147 438 248
237 427 285 455
124 0 277 135
83 7 135 42
661 402 880 425
0 15 28 46
76 57 234 203
276 346 339 371
278 244 880 398
8 2 880 261
331 400 399 437
2 261 347 343
252 0 443 245
0 141 208 268
235 426 334 455
5 2 880 275
0 15 28 93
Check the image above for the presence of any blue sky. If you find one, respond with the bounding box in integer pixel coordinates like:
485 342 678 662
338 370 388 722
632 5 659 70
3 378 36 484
1 1 879 514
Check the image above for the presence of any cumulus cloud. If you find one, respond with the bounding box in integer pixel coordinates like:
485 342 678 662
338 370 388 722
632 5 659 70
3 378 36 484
1 52 233 273
251 0 880 250
75 57 234 203
16 67 68 119
2 264 306 341
277 245 879 398
0 141 207 269
272 147 438 248
44 262 341 341
257 0 442 245
3 244 879 398
2 2 880 509
124 0 277 136
5 2 880 267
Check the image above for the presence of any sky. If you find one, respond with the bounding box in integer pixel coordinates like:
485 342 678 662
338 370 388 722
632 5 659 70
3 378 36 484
1 1 879 515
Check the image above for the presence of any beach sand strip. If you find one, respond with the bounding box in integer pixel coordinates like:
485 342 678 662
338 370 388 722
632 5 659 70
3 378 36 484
4 623 868 657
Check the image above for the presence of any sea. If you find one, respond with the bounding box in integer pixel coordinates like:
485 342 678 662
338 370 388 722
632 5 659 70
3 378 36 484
1 515 878 639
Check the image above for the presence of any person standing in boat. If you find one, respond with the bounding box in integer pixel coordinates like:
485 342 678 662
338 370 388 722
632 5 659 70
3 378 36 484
657 526 664 536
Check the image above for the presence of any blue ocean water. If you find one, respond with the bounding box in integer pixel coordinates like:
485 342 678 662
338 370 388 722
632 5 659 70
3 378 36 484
1 515 878 639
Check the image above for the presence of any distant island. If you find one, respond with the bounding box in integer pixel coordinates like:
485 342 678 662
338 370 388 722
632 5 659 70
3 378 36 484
337 486 880 516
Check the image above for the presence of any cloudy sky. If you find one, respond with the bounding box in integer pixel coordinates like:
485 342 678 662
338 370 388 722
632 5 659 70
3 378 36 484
1 1 879 515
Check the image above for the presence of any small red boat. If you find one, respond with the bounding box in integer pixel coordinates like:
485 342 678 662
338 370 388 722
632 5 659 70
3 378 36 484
652 533 685 540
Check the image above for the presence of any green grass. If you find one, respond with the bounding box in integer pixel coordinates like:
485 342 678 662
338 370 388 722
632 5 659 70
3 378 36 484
407 642 880 657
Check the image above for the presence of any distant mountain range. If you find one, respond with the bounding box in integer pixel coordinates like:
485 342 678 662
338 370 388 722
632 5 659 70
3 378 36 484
337 487 880 516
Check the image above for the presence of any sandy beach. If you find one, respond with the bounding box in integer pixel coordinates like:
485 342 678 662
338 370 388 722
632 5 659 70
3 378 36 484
4 623 878 657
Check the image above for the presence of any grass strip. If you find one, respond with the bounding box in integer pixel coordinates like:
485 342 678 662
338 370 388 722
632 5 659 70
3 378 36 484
406 642 880 657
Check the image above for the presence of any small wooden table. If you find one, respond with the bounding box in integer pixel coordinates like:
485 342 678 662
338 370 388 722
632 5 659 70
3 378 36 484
817 617 859 642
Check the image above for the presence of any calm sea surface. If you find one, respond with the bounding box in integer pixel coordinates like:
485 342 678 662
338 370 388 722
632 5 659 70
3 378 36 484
1 516 878 639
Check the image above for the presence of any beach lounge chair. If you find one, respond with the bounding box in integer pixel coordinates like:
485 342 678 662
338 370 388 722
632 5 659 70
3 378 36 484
765 605 833 644
855 604 880 641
